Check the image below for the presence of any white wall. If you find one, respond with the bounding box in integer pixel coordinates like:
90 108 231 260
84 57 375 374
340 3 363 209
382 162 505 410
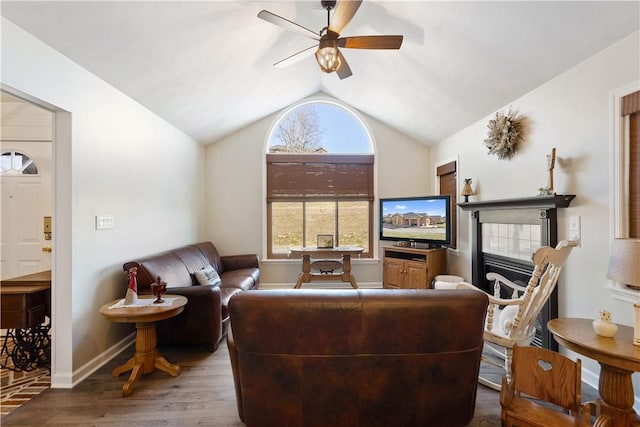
431 31 640 403
1 18 205 386
204 94 431 286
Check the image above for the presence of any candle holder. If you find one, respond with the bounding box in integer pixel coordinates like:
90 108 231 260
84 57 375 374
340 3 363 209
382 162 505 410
150 276 167 304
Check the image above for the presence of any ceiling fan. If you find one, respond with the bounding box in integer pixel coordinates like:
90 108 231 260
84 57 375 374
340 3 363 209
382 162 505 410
258 0 403 80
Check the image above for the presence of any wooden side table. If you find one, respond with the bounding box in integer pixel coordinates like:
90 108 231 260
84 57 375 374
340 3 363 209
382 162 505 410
99 295 187 397
548 317 640 427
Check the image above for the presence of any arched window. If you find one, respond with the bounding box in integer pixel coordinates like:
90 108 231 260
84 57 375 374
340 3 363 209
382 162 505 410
0 151 39 175
266 101 374 258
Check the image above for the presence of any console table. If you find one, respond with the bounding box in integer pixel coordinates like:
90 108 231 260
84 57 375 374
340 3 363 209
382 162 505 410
0 270 51 371
289 246 363 289
548 318 640 426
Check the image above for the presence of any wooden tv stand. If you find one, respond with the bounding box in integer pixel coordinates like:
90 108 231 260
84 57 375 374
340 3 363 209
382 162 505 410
382 246 447 289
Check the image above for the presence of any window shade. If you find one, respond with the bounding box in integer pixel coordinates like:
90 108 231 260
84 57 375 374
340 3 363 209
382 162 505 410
631 112 639 238
622 90 640 116
266 154 374 201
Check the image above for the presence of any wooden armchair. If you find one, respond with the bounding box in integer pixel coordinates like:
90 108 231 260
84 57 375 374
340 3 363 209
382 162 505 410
457 240 578 390
500 345 590 426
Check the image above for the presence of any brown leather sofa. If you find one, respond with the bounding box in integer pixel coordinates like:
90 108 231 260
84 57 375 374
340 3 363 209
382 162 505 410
228 289 488 427
123 241 259 351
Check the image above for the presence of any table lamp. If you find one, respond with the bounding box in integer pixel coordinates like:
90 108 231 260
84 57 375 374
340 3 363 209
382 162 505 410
461 178 475 202
607 238 640 344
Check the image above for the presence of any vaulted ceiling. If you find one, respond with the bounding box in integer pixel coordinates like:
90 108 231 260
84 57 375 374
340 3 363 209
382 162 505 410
2 1 638 145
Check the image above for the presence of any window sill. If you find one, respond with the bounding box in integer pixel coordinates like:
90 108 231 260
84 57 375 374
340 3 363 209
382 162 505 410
607 281 640 305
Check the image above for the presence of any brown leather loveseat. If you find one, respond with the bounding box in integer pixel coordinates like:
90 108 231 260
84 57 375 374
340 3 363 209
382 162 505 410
228 289 488 426
123 241 259 351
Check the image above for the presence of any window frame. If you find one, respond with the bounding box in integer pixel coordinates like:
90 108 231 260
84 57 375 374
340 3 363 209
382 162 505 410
608 82 640 303
267 199 373 259
266 153 374 259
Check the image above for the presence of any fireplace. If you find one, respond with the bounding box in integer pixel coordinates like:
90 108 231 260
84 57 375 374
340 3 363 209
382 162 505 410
459 195 575 351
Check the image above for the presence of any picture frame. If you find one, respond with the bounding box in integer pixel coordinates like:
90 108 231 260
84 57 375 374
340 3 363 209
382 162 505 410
317 234 334 249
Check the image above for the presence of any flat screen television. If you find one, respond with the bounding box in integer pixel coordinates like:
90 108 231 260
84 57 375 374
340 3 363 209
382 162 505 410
379 195 451 248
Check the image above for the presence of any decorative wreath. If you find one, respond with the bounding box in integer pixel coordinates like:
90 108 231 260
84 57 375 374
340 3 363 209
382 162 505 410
483 108 526 160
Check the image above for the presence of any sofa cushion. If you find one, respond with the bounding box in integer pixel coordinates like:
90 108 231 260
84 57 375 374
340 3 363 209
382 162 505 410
220 287 243 321
173 245 211 278
195 265 222 286
221 269 259 291
194 242 223 273
498 304 519 333
135 252 193 290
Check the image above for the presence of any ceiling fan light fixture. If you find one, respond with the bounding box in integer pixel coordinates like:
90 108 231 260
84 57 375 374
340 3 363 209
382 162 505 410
315 38 341 73
258 0 401 79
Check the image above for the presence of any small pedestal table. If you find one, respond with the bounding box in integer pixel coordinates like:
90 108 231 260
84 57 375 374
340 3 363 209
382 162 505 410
99 295 187 397
548 317 640 427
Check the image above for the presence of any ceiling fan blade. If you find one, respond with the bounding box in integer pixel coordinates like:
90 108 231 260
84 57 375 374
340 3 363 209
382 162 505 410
338 35 403 49
328 0 362 35
274 45 318 68
336 50 352 80
258 10 320 40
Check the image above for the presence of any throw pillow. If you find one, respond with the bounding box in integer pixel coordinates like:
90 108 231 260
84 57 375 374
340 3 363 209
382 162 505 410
499 305 520 333
195 265 221 286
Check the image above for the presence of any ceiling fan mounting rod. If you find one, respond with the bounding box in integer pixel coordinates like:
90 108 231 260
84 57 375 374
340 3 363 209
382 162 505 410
321 0 336 28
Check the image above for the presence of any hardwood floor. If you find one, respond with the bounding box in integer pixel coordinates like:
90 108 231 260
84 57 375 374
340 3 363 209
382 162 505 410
2 340 509 426
0 331 51 418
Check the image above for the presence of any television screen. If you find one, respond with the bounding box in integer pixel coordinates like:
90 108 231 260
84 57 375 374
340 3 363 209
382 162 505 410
379 195 451 247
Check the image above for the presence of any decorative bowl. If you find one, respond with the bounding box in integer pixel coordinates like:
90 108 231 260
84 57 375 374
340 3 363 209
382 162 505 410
592 319 618 338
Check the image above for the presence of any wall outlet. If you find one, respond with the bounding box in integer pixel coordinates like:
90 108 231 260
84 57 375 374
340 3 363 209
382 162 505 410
96 215 115 230
569 215 581 246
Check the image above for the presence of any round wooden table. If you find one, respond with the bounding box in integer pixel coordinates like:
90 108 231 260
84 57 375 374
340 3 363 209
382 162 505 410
99 295 187 397
548 317 640 427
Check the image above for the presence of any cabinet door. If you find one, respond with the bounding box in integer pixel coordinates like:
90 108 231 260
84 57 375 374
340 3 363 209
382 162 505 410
383 258 403 288
405 261 427 289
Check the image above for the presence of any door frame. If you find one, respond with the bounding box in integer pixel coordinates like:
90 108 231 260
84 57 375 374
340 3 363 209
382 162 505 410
1 84 73 388
434 156 459 253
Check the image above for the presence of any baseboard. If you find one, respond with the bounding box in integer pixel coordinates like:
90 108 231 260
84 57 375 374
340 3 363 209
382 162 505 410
51 332 135 389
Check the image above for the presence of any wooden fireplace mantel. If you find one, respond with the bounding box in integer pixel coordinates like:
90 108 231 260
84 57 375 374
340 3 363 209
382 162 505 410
458 194 575 211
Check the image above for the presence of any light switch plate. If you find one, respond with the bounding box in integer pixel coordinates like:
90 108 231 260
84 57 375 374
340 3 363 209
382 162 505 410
96 215 115 230
569 215 581 246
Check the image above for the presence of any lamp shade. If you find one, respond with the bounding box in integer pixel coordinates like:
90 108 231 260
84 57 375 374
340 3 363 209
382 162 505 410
607 238 640 288
461 181 474 196
460 178 475 202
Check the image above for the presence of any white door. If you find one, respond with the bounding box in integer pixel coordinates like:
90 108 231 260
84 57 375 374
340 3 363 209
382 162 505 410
1 143 53 279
